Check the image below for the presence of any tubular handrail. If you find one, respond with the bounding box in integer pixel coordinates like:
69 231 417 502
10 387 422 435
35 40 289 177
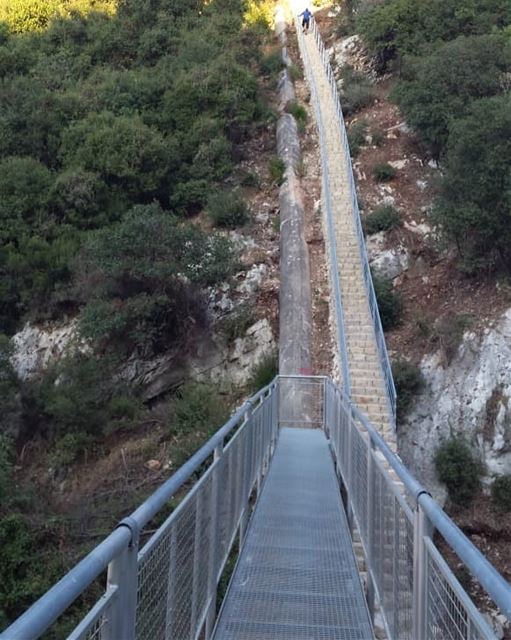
326 378 511 623
1 380 278 640
301 17 397 422
3 375 511 640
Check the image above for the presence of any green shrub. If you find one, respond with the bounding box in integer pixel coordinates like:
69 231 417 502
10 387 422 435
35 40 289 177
371 128 385 147
392 359 423 423
259 49 283 76
372 273 402 330
287 101 308 133
218 304 255 341
39 353 140 441
169 383 228 438
358 0 511 73
206 190 248 228
0 514 48 626
393 35 510 159
0 156 53 242
340 66 376 116
373 162 397 182
60 112 170 199
288 63 302 81
249 352 278 391
491 475 511 512
239 170 260 188
0 335 21 438
363 205 401 234
348 120 368 157
0 434 13 507
77 205 238 354
49 432 94 467
435 437 482 506
269 157 286 186
432 96 511 270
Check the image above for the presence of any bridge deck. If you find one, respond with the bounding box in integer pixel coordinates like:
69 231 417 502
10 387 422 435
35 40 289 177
212 427 374 639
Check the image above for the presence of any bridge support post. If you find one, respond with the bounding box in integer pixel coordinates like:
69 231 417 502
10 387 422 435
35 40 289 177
104 518 139 640
412 504 431 640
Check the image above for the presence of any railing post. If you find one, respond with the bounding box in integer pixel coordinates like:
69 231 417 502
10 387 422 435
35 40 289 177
271 383 279 453
239 417 251 550
104 518 139 640
322 378 328 436
366 441 375 623
205 444 223 639
346 404 355 534
190 490 203 636
413 501 431 640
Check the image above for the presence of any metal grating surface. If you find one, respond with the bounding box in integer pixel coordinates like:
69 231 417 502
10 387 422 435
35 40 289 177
212 428 374 640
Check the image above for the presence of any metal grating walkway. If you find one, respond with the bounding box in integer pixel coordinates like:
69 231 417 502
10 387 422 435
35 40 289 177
212 427 374 639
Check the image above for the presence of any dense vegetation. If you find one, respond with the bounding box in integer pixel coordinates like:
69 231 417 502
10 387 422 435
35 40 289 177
435 437 482 506
0 0 273 631
0 0 271 335
358 0 511 271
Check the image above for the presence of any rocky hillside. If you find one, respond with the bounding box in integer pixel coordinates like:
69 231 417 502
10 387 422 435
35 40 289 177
315 1 511 633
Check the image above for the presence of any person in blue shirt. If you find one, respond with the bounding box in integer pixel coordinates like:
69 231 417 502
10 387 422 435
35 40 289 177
299 8 312 33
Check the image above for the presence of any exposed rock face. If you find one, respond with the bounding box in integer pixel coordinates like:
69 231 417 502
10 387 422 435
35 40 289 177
400 308 511 501
370 246 410 280
11 315 275 402
365 230 410 281
191 319 275 387
11 321 88 381
122 319 276 401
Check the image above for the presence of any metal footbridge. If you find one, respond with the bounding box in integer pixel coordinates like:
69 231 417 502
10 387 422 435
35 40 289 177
3 14 511 640
213 426 372 640
3 377 511 640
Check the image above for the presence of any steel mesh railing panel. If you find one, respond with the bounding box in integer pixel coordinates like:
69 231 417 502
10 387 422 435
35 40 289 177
278 376 325 428
132 388 277 640
424 539 494 640
349 421 369 540
323 376 501 640
84 618 106 640
6 378 509 640
217 438 237 575
67 589 117 640
369 455 414 640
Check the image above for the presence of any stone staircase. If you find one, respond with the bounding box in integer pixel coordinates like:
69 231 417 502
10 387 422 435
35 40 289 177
303 32 395 445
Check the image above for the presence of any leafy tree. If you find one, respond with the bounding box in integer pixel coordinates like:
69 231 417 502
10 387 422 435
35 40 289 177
38 352 140 440
51 168 116 229
432 95 511 270
0 0 60 33
0 77 81 163
372 272 402 329
0 433 13 506
393 35 511 157
0 157 53 241
0 513 65 628
0 0 117 33
435 437 482 506
60 112 170 199
77 205 238 353
4 230 81 313
392 359 423 423
358 0 511 71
